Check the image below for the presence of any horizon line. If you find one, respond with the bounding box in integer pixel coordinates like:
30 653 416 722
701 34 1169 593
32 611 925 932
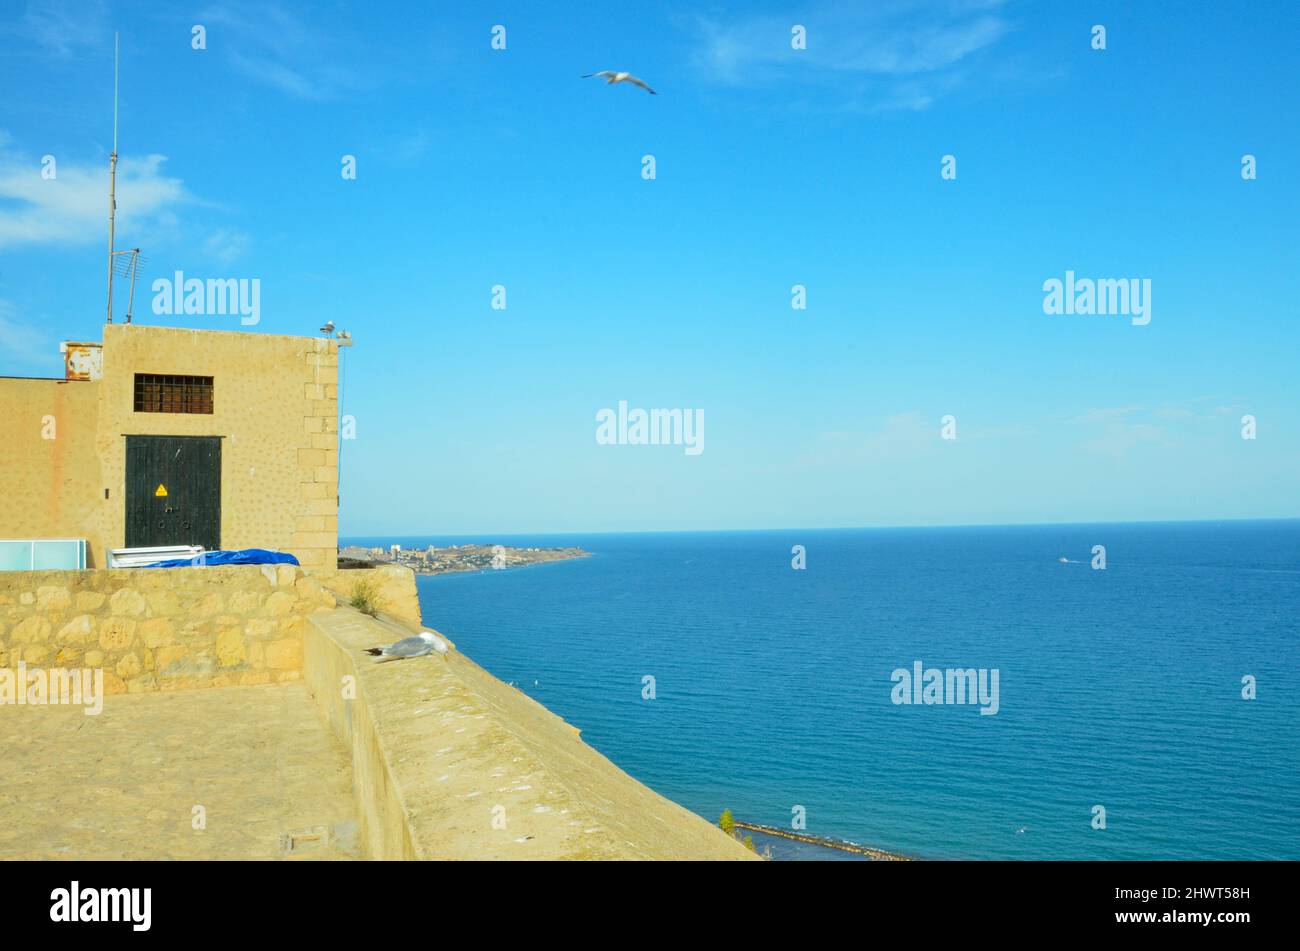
339 515 1300 540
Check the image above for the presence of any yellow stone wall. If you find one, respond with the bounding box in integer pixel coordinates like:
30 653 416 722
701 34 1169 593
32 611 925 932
315 565 423 626
0 565 338 695
0 378 104 556
0 324 339 569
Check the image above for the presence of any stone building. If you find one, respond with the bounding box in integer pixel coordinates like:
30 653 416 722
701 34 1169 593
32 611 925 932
0 324 339 570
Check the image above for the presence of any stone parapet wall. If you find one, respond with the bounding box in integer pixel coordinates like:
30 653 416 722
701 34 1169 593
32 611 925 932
313 565 422 626
303 608 758 861
0 565 337 695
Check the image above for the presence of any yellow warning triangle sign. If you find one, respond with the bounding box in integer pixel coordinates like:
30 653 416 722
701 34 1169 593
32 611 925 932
155 484 168 497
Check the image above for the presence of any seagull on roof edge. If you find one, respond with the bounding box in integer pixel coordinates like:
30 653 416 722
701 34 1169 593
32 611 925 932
582 70 657 95
364 630 449 662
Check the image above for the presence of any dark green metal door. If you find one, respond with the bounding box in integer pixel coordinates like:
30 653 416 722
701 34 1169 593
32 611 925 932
125 436 222 550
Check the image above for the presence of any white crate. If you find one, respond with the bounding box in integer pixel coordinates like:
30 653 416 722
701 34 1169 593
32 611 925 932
108 546 206 568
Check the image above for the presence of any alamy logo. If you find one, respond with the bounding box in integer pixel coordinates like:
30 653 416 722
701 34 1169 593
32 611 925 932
595 401 704 456
152 270 261 325
0 663 103 715
1042 270 1150 326
890 660 1000 715
50 882 151 931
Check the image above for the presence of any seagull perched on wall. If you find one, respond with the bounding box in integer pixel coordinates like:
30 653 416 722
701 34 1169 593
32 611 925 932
364 630 449 662
582 70 657 95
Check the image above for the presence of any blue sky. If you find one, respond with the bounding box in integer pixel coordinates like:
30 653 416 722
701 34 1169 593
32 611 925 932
2 0 1297 534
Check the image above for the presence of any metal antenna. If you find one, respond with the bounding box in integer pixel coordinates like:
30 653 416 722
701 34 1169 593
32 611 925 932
106 31 119 324
112 249 146 323
126 248 139 323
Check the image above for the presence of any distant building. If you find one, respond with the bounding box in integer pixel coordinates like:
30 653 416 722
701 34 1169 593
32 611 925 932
0 324 340 570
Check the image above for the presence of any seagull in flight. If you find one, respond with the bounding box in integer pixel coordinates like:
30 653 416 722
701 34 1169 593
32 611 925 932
582 70 657 95
364 630 450 662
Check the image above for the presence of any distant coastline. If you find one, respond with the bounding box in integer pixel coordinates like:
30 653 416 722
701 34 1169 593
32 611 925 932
339 542 589 576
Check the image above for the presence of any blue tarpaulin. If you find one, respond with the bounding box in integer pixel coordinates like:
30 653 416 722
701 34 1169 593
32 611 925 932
139 549 301 569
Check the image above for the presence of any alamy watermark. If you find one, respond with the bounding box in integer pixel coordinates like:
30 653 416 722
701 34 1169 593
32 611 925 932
50 881 150 931
595 401 704 456
890 660 1000 715
152 270 260 325
0 662 103 715
1042 270 1150 326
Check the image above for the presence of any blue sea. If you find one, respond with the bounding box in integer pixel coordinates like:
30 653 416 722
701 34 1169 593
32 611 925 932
343 521 1300 860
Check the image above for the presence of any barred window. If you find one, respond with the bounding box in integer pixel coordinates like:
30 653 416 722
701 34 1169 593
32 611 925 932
133 374 214 414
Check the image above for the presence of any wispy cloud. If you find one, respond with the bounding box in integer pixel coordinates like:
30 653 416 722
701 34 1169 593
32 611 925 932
798 411 940 468
685 0 1012 111
202 2 369 101
1068 400 1242 457
1070 401 1238 428
0 149 187 249
202 227 249 264
5 0 108 56
1069 405 1143 424
1077 420 1173 457
388 130 433 165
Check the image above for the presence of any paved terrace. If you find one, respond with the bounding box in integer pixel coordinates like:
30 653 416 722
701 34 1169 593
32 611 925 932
0 567 753 861
0 682 359 860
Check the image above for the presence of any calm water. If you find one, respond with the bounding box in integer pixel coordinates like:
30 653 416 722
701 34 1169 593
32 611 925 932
344 522 1300 860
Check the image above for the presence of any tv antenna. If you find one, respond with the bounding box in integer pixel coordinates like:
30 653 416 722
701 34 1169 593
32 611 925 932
112 248 146 323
